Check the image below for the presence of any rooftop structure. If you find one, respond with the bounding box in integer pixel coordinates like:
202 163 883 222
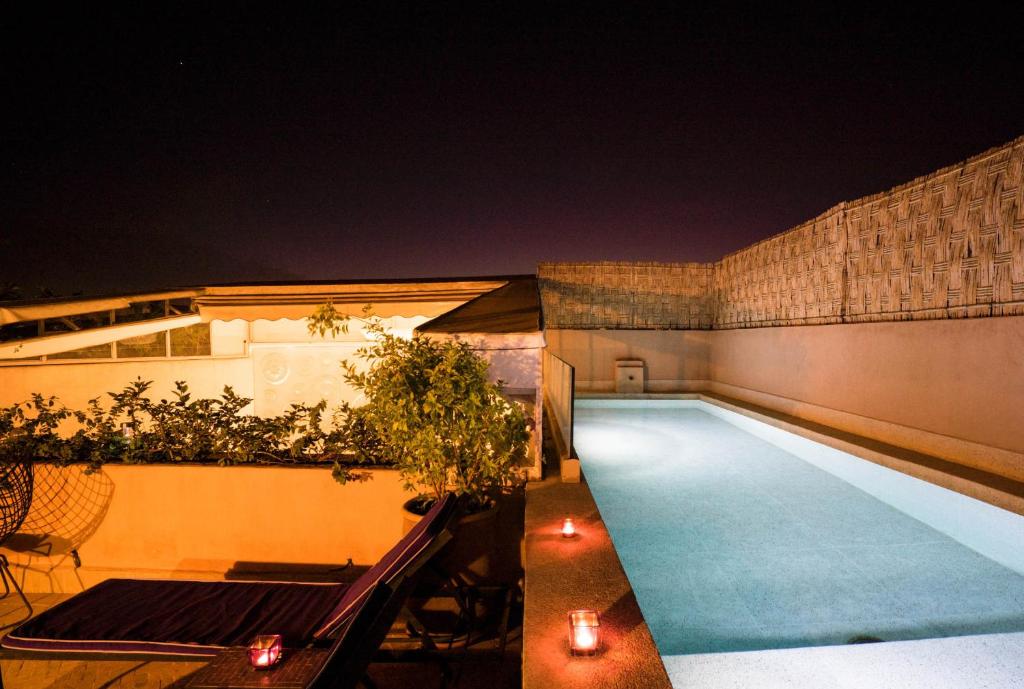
1 135 1023 689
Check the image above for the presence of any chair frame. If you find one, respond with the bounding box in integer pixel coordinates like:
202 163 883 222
0 462 35 629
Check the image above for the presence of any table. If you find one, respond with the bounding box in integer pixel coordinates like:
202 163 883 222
184 647 328 689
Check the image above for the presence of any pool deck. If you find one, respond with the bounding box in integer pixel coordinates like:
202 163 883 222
664 631 1024 688
522 471 672 689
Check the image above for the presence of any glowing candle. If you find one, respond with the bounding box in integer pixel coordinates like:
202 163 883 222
568 610 601 655
561 517 576 538
248 634 283 669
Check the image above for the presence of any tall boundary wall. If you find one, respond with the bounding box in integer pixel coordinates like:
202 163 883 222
540 136 1024 504
540 135 1024 329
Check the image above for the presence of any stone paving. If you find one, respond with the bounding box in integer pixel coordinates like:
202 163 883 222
522 472 672 689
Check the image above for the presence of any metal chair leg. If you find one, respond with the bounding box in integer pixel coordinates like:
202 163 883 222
0 554 32 629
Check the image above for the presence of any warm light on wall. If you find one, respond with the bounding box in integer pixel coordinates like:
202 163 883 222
561 517 577 538
568 609 601 655
248 634 283 669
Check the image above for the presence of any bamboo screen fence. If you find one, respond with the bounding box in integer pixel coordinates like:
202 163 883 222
540 136 1024 329
538 261 714 329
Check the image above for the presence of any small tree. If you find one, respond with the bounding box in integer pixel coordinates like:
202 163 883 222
340 321 530 511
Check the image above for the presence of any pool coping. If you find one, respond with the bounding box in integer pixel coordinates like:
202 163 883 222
522 471 673 689
663 630 1024 689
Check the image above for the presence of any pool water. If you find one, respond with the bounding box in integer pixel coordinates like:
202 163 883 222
574 402 1024 655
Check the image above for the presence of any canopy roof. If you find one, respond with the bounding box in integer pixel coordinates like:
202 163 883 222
0 276 538 359
0 290 201 325
417 277 542 334
193 277 522 322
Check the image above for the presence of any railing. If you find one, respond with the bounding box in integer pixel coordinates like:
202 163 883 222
542 350 575 460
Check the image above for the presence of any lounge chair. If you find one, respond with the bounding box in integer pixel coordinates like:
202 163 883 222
181 578 417 689
0 493 459 682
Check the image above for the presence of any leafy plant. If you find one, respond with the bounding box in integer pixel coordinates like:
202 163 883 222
340 319 530 510
0 379 375 481
0 393 86 466
307 300 350 338
0 302 533 504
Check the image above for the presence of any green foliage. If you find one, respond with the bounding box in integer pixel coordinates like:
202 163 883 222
307 300 350 338
0 379 373 479
0 303 533 503
0 393 89 467
340 320 530 506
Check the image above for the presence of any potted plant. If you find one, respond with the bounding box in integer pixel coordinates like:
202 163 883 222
332 314 531 581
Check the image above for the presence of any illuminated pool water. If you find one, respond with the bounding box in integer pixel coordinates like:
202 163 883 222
574 400 1024 656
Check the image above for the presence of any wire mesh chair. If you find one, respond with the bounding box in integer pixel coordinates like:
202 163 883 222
14 463 114 569
0 462 34 626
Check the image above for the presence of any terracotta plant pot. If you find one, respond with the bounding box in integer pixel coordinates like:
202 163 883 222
402 497 500 585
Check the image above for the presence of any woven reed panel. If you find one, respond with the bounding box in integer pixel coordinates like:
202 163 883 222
538 262 714 329
537 136 1023 330
713 207 847 328
844 137 1024 322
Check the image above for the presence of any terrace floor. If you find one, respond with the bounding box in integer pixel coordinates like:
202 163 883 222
0 592 521 689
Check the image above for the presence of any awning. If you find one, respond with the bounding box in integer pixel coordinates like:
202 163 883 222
417 278 543 334
195 280 511 322
0 314 202 360
0 290 203 325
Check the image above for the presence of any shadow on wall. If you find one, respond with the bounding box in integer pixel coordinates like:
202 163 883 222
5 464 115 590
546 329 711 392
467 343 543 469
470 343 541 390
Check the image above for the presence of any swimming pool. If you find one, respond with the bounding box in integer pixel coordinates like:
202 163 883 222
574 400 1024 657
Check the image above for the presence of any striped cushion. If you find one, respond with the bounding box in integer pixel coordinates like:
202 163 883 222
2 578 348 656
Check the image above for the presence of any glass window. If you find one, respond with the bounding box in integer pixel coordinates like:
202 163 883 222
0 321 40 344
170 323 211 357
168 298 196 315
113 300 165 324
43 311 110 334
49 343 113 359
116 331 167 358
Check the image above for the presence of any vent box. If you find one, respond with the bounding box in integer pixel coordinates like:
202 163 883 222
615 359 645 393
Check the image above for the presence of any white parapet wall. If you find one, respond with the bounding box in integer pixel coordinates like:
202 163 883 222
548 315 1024 495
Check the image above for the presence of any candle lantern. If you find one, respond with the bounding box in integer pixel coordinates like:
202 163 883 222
568 609 601 655
561 517 577 538
248 634 283 669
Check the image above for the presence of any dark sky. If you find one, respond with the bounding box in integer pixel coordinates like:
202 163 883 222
3 4 1023 295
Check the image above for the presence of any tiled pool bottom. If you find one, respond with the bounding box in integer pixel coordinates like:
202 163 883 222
573 403 1024 657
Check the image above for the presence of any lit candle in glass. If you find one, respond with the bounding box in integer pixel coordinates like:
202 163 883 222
568 609 601 655
248 634 283 669
561 517 576 538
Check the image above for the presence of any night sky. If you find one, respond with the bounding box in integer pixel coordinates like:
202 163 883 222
3 4 1022 296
